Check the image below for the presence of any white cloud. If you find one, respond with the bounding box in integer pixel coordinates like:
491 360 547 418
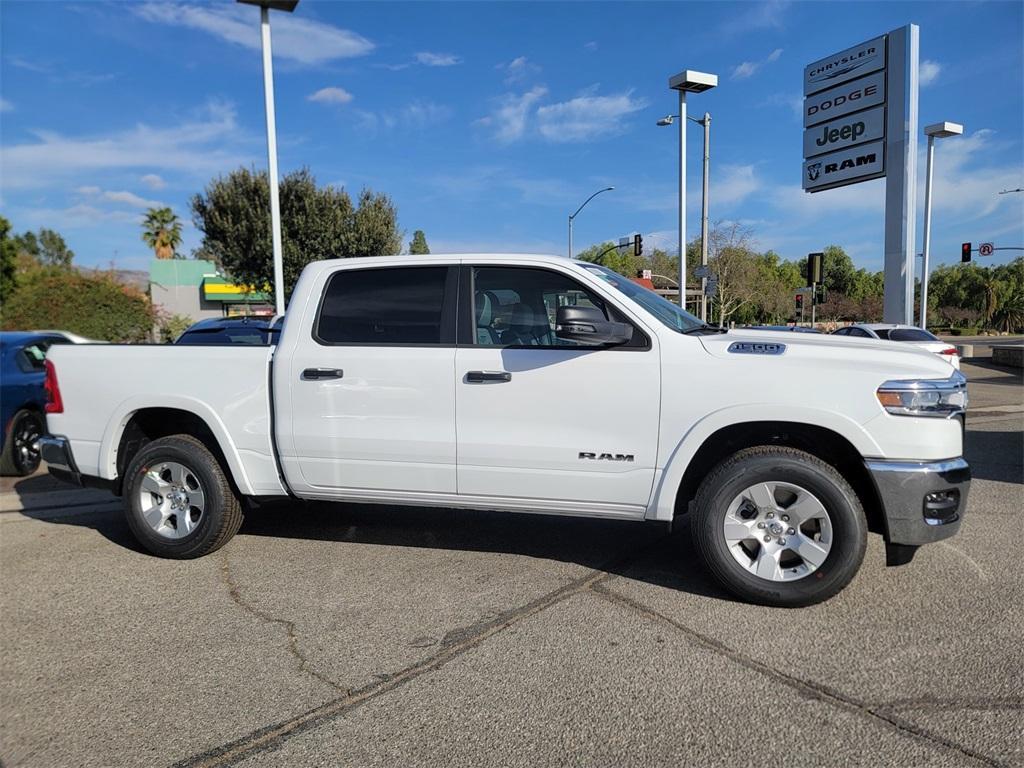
536 89 648 142
919 60 942 87
498 56 541 85
721 0 790 35
478 86 548 143
0 101 252 189
415 51 460 67
75 186 165 209
132 3 373 65
140 173 166 190
731 48 783 80
76 186 101 196
584 41 598 51
356 101 452 132
714 164 762 206
309 86 354 105
0 98 12 113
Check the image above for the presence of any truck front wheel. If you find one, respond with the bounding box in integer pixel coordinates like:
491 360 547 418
691 446 867 607
123 435 243 559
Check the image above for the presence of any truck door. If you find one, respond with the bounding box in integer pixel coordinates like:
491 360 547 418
455 264 660 514
277 264 459 498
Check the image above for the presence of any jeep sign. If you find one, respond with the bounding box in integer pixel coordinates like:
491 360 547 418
802 141 885 192
803 71 886 128
803 105 885 158
804 35 887 96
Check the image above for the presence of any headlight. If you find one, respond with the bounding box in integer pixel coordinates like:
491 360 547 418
876 371 968 418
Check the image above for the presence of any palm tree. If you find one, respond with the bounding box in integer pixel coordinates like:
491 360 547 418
141 207 182 260
992 291 1024 333
980 273 1001 325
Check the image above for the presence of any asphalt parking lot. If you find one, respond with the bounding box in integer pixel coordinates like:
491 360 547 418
2 361 1021 768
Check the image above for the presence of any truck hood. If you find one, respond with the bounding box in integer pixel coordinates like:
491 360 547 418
697 329 955 380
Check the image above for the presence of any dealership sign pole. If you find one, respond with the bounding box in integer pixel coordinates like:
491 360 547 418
802 25 919 325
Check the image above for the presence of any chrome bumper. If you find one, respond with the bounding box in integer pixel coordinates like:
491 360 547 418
865 457 970 547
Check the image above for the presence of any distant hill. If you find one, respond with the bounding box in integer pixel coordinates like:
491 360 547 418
76 266 150 292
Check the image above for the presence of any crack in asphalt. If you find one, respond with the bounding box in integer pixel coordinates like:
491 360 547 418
174 556 627 768
589 583 1007 768
218 551 348 695
873 696 1024 713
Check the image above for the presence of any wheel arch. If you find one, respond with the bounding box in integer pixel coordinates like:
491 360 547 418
101 398 254 496
650 410 886 538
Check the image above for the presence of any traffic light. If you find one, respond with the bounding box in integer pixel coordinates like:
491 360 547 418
634 233 643 257
961 242 972 263
807 252 824 284
795 293 804 319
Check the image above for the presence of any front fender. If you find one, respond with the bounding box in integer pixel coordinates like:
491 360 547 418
646 404 881 521
98 394 255 496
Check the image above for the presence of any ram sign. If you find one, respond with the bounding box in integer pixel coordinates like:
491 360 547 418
802 35 889 193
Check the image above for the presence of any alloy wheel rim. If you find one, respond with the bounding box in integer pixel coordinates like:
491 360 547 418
13 417 42 471
137 461 206 539
722 481 833 582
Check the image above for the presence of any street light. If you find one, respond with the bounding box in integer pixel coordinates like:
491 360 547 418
237 0 299 317
666 70 717 310
658 111 711 320
568 187 614 260
920 121 963 330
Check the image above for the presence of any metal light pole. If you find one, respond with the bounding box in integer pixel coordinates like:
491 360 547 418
568 187 614 259
920 121 963 329
238 0 298 317
665 70 717 310
697 112 710 322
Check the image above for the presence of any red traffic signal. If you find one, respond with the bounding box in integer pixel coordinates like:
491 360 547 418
961 243 972 263
795 294 804 307
633 234 643 257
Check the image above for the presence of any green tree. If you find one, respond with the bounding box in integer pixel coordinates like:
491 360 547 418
142 207 183 260
0 216 18 302
0 269 154 342
192 168 401 301
409 230 430 255
37 228 74 267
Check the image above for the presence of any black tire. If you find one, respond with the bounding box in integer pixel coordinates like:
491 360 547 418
690 446 867 608
0 409 44 477
123 435 243 559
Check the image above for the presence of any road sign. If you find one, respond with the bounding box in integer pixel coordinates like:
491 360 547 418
804 35 886 96
704 278 718 298
803 105 885 159
804 71 886 129
979 242 994 257
803 140 885 192
693 265 712 279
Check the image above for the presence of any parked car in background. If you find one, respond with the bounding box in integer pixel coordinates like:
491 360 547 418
832 324 960 369
745 325 821 334
31 330 105 344
174 316 281 346
0 332 72 476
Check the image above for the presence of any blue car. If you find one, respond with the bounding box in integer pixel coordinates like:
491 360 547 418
0 332 72 476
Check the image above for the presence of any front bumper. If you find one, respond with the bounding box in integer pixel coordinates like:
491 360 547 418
39 435 83 487
865 457 970 546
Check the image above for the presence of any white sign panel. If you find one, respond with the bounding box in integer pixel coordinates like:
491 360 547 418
803 140 885 192
804 35 887 96
979 242 994 257
804 71 886 128
804 105 885 159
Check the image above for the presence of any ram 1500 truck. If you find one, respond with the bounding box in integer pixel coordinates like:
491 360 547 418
40 254 970 606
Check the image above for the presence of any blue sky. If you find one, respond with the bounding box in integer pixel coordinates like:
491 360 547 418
1 0 1022 275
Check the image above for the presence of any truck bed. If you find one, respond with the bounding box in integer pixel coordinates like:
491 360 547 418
45 344 283 496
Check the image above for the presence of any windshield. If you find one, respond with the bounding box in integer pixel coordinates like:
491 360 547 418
582 264 704 333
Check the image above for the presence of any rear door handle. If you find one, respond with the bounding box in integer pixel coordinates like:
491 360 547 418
302 367 344 380
466 370 511 383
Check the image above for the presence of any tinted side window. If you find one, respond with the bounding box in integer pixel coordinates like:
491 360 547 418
848 328 871 338
316 267 450 345
889 328 938 342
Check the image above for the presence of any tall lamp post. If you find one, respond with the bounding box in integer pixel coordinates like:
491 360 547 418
237 0 299 317
658 110 711 320
662 71 717 311
920 121 963 329
568 187 614 259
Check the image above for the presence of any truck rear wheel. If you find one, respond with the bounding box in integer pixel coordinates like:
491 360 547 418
690 446 867 607
123 435 243 559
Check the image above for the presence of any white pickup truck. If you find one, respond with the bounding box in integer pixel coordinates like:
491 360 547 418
41 254 970 606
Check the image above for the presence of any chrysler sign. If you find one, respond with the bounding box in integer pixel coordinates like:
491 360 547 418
804 35 886 96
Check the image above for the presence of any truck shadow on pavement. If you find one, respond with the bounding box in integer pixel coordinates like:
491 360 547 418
964 428 1024 483
13 486 737 602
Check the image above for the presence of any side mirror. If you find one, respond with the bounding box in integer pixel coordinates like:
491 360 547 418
555 306 632 346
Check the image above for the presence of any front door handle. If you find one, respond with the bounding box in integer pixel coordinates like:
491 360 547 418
302 367 344 380
466 370 511 383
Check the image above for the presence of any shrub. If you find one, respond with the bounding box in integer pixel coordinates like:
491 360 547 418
0 268 154 342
